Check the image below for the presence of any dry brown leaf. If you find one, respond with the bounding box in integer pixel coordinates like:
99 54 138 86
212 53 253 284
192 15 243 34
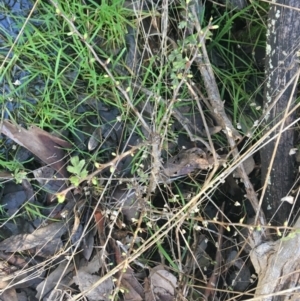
144 277 155 301
71 252 109 301
35 261 74 300
73 271 114 301
121 277 143 301
21 179 35 203
185 234 211 272
94 209 106 246
1 120 71 177
0 261 12 289
226 250 251 291
109 238 144 301
88 127 102 151
121 268 144 301
0 260 44 290
0 187 27 215
149 265 177 299
83 227 96 261
111 186 140 222
16 291 27 301
0 170 13 180
33 166 67 193
0 251 27 269
0 221 67 252
79 253 103 274
0 288 18 301
29 237 64 258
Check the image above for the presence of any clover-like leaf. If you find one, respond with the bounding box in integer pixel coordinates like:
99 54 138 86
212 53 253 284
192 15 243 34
79 169 88 178
67 156 87 177
70 175 80 187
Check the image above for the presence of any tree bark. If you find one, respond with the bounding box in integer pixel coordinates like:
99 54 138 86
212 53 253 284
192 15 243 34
260 0 300 225
251 216 300 301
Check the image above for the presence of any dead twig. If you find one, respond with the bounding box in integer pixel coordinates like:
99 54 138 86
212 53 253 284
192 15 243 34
187 5 268 244
204 203 224 300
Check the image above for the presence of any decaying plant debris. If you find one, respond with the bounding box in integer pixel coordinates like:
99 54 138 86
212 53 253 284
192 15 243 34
1 0 300 300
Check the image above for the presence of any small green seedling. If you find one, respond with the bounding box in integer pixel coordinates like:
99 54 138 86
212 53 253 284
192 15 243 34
14 169 28 184
67 156 88 187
